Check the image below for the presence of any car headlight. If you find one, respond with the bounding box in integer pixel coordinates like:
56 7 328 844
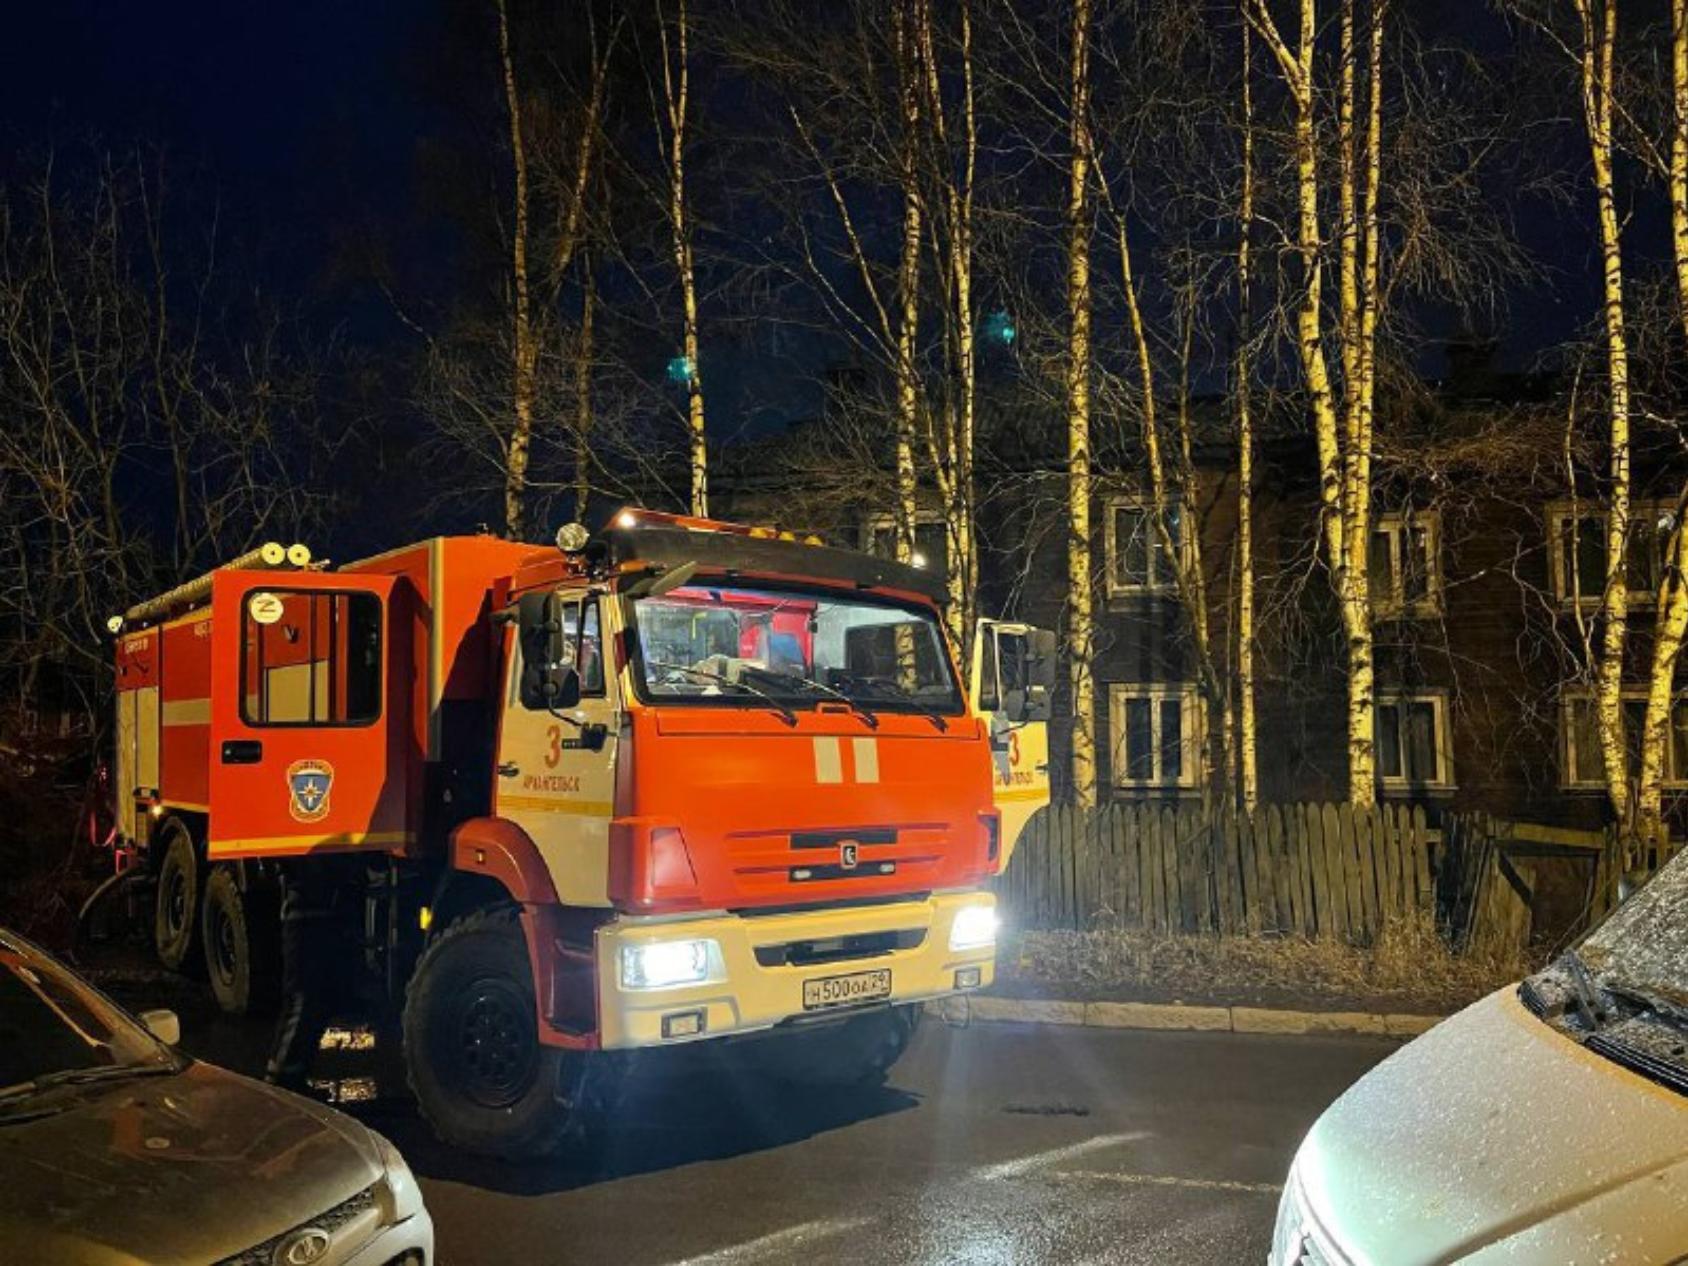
948 903 998 952
372 1129 424 1225
620 938 721 990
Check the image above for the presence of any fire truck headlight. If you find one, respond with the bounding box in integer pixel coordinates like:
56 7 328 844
371 1129 424 1224
948 903 998 952
620 938 720 990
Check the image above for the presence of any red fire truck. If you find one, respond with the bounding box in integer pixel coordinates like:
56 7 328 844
110 510 1052 1157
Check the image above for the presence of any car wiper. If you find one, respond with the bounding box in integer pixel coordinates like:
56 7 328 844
747 668 879 729
31 1063 177 1090
1598 979 1688 1031
0 1061 175 1105
1563 950 1610 1030
646 661 799 726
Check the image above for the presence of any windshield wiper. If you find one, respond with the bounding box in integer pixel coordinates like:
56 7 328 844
646 661 799 726
836 676 950 732
1563 949 1611 1030
747 668 879 729
1597 979 1688 1030
0 1061 175 1104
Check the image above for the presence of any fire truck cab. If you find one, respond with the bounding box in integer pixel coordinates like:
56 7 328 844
111 510 1053 1157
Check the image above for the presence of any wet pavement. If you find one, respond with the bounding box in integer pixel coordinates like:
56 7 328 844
110 971 1397 1266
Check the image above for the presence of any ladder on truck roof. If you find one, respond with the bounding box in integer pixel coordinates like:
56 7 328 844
110 541 315 632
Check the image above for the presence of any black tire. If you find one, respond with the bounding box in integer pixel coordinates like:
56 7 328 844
757 1004 920 1088
201 865 281 1016
153 819 201 972
403 907 588 1160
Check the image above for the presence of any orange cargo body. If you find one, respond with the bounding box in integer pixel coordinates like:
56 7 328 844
119 536 538 862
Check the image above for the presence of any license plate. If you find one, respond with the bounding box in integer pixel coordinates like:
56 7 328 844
802 968 892 1011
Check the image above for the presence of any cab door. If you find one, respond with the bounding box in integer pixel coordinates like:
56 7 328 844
207 571 406 858
493 589 619 906
971 620 1055 870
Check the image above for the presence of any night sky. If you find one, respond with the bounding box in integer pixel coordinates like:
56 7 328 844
0 2 1631 418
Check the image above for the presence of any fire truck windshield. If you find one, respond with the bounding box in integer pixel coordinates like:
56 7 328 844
628 582 962 716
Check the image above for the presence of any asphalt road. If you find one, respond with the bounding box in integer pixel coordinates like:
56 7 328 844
313 1018 1394 1266
114 972 1397 1265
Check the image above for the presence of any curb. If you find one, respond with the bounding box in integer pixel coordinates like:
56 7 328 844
930 994 1444 1038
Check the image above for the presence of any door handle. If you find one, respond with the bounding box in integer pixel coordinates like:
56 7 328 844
497 762 520 778
221 740 263 765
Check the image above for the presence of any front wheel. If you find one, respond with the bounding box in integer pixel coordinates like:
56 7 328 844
755 1004 920 1088
403 907 589 1160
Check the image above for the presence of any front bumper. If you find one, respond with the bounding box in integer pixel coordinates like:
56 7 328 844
595 891 996 1049
345 1209 434 1266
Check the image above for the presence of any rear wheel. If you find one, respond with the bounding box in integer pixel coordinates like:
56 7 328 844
756 1004 920 1088
403 907 589 1160
153 819 200 972
201 865 280 1016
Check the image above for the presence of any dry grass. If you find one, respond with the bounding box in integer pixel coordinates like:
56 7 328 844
1001 915 1530 1013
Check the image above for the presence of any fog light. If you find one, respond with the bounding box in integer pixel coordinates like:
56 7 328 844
955 966 982 989
620 939 717 990
949 904 998 952
662 1009 706 1039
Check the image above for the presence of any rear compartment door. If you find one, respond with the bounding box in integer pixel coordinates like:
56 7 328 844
206 571 408 859
971 620 1054 869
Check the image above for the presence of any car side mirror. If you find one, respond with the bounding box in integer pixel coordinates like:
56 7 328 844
517 592 581 711
139 1008 180 1046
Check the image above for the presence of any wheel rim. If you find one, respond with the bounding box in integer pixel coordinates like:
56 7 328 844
208 900 238 987
162 864 188 943
452 976 538 1109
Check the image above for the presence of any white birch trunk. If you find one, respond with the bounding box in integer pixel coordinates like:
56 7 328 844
496 0 536 541
1066 0 1097 808
1236 6 1260 811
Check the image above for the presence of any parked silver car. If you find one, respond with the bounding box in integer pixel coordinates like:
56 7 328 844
1271 852 1688 1264
0 927 433 1265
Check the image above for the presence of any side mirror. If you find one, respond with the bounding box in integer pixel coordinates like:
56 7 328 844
139 1008 180 1046
517 592 582 711
999 627 1057 724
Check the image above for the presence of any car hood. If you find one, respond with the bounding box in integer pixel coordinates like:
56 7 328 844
0 1059 383 1266
1299 987 1688 1264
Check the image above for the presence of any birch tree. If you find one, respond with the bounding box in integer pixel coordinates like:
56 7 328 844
915 0 980 652
1572 0 1636 822
1065 0 1098 807
494 0 537 539
1633 0 1688 836
1235 6 1260 810
656 0 708 516
1247 0 1387 805
426 0 608 537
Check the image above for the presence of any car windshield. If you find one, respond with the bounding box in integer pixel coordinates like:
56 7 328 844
0 934 170 1096
1578 849 1688 1013
629 581 962 715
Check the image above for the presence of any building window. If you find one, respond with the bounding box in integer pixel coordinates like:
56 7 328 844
1369 512 1442 618
865 513 947 577
1548 502 1678 605
1105 496 1185 597
1374 693 1454 789
1561 691 1688 789
1109 683 1201 790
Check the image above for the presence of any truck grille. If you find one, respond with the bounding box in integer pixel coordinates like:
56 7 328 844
753 928 925 968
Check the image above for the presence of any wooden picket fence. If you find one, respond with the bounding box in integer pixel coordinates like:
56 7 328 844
994 801 1434 943
1441 813 1684 961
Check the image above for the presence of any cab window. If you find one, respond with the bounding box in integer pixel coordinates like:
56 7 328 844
241 590 381 726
